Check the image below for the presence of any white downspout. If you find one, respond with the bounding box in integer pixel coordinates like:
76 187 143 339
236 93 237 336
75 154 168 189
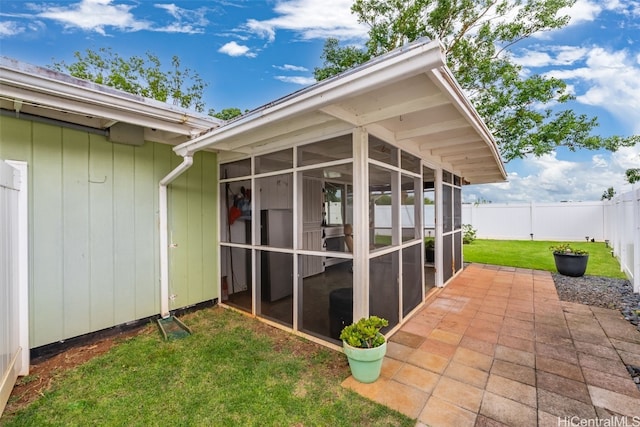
159 155 193 318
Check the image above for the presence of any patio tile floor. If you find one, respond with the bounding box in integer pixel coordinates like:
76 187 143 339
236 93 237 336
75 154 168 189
342 264 640 426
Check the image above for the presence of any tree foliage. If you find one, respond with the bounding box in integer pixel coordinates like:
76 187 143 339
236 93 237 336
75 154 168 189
601 187 615 201
52 48 208 112
314 0 638 162
626 168 640 184
209 107 244 120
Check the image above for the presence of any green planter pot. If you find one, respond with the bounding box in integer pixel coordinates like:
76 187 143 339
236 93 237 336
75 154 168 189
343 341 387 383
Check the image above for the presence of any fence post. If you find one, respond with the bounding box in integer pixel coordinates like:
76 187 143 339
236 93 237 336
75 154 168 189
634 187 640 293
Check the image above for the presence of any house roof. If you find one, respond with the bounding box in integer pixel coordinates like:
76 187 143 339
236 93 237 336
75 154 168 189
0 56 221 145
175 39 507 184
0 39 506 184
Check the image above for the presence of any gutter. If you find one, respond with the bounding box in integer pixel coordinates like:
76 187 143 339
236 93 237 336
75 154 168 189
159 155 193 318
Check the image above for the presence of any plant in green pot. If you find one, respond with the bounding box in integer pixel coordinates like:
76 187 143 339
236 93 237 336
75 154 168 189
340 316 389 383
550 243 589 277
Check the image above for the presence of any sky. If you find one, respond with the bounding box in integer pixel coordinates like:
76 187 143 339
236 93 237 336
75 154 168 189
1 0 639 203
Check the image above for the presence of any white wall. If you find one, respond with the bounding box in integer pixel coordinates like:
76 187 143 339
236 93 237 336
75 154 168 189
462 201 605 241
604 188 639 293
0 160 28 416
460 198 638 293
373 205 436 236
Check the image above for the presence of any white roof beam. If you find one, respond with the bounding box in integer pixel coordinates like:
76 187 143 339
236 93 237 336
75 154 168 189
430 141 481 156
396 118 468 141
355 92 450 125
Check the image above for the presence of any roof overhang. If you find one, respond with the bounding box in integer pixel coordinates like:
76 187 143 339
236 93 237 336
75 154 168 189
0 56 221 145
175 39 506 184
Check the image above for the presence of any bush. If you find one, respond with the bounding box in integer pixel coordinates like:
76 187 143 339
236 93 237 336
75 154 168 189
462 224 477 244
340 316 388 348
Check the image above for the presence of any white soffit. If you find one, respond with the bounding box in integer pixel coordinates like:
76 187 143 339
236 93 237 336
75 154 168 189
175 39 506 185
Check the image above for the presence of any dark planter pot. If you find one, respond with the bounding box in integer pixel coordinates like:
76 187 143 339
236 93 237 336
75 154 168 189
553 253 589 277
425 247 435 263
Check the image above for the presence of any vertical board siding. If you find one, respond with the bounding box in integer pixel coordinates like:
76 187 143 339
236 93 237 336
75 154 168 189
168 153 189 310
168 151 218 310
89 134 116 331
0 115 218 348
112 143 136 324
134 141 158 316
187 155 204 305
201 158 217 304
62 129 91 338
31 122 65 346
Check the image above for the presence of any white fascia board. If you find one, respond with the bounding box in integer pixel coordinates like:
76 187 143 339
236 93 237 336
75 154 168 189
427 66 507 181
0 58 220 136
174 40 446 156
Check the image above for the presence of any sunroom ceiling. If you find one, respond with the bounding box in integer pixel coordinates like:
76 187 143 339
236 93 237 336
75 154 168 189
176 39 506 185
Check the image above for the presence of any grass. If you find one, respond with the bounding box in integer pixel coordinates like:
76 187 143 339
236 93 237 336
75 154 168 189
463 239 626 279
1 308 413 427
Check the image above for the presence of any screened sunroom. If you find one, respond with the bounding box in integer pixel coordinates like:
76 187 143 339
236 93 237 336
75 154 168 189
173 39 506 347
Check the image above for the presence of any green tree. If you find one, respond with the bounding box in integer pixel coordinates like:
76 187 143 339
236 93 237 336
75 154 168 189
626 168 640 184
374 194 392 205
313 0 638 162
601 187 615 200
209 107 244 120
52 48 208 112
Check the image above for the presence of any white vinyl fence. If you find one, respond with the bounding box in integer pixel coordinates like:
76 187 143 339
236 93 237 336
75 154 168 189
375 198 638 292
0 160 28 416
462 201 605 241
461 197 638 293
604 188 639 293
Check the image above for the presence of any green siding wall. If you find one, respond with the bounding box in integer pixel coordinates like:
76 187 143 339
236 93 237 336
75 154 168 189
0 115 218 348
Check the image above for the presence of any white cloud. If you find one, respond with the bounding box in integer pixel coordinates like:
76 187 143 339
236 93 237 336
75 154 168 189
0 21 24 37
153 4 208 34
591 154 608 168
15 0 209 35
241 0 368 43
546 47 640 133
514 46 588 67
274 75 316 85
218 41 256 58
464 148 637 204
560 0 629 26
273 64 308 72
245 19 276 42
611 144 640 170
560 0 604 25
30 0 150 35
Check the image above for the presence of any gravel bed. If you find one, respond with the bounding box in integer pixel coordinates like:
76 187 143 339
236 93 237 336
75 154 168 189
552 273 640 389
552 273 640 330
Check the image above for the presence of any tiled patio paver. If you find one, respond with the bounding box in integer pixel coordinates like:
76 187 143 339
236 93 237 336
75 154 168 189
342 264 640 426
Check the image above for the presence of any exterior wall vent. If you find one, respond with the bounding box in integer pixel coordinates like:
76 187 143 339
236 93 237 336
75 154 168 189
108 122 145 146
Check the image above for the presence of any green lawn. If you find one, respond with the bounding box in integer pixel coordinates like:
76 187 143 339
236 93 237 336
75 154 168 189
463 239 626 279
2 308 412 427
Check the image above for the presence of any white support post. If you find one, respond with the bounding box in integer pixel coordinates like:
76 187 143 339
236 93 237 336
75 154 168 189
352 128 369 320
435 169 444 287
633 187 640 293
292 163 301 330
6 161 28 376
